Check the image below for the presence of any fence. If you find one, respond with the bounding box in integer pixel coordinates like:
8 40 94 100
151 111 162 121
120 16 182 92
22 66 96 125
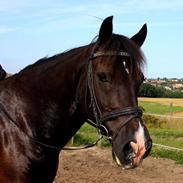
153 143 183 152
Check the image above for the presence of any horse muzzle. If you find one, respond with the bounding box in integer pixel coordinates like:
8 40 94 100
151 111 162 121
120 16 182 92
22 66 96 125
112 138 152 169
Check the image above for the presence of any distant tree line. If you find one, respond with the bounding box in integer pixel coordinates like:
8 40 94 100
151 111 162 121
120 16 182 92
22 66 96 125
138 83 183 98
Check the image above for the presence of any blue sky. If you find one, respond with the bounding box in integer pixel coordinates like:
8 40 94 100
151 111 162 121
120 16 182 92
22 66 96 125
0 0 183 78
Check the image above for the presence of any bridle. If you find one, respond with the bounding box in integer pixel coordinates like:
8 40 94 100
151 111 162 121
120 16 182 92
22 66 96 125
86 50 143 140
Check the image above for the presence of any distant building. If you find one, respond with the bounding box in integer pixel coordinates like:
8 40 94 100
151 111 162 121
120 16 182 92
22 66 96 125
172 83 183 89
145 77 183 92
164 86 172 90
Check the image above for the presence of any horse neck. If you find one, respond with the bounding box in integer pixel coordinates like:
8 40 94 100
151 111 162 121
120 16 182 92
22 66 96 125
15 45 92 147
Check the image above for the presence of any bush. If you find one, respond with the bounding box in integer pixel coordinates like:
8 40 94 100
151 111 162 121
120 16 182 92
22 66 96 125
143 114 167 128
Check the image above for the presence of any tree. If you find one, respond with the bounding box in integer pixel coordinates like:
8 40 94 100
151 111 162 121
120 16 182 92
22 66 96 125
138 83 158 97
138 83 183 98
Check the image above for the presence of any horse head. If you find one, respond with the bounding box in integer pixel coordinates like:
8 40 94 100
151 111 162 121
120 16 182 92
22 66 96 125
78 16 152 169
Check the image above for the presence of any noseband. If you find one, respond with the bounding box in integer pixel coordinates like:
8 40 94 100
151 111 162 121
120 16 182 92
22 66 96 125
86 50 143 139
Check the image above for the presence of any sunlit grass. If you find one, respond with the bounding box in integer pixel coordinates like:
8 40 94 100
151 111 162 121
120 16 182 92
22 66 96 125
149 128 183 148
151 147 183 164
138 101 183 115
149 128 183 164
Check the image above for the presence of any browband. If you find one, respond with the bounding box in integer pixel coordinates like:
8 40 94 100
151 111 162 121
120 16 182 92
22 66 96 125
92 51 130 59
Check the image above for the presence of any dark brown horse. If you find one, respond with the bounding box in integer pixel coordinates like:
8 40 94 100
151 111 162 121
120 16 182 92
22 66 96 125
0 16 152 183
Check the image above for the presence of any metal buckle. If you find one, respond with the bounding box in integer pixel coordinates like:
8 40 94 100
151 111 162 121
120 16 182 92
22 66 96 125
99 124 109 137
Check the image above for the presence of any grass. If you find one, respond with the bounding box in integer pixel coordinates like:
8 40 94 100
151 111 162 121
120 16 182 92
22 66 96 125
73 125 98 146
138 101 183 115
73 123 110 147
151 147 183 164
149 128 183 139
149 128 183 148
149 128 183 164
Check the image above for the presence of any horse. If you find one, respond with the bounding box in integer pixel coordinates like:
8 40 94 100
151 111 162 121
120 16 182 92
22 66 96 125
0 16 152 183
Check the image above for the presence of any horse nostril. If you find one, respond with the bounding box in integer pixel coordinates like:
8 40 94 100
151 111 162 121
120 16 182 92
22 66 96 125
124 142 132 154
123 142 135 162
145 140 152 150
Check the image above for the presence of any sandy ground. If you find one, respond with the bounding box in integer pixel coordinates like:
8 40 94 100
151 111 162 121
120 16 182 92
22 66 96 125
54 147 183 183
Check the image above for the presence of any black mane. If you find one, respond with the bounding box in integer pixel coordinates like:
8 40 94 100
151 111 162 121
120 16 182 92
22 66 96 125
19 44 93 74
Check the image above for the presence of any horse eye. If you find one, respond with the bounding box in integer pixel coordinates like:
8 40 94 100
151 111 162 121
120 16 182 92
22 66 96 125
97 72 110 82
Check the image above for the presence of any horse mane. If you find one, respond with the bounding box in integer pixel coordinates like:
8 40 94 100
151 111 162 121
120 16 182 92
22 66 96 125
19 44 94 74
19 34 145 79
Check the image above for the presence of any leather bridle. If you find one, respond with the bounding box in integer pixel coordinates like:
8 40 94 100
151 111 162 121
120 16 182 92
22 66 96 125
86 50 143 140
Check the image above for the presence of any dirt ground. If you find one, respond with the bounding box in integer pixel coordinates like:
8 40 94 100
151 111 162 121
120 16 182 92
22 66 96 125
54 147 183 183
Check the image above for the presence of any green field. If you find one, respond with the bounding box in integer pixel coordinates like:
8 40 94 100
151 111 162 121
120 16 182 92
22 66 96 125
139 101 183 115
149 128 183 164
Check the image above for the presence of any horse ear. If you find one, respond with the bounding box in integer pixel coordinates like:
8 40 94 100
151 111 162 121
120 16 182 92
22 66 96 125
131 24 147 47
98 16 113 45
